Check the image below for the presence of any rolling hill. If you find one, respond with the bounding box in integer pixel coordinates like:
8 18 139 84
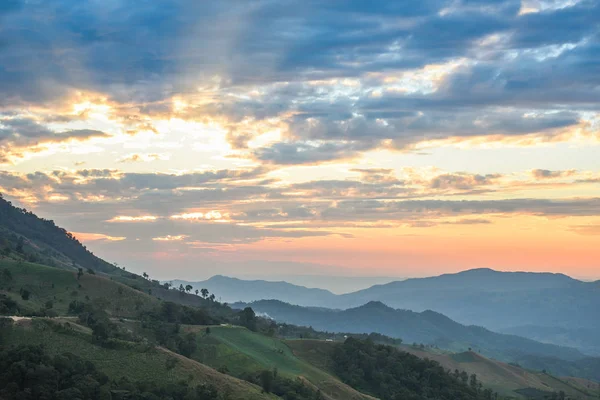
193 269 600 356
286 340 600 399
188 325 375 400
236 300 586 363
1 317 276 400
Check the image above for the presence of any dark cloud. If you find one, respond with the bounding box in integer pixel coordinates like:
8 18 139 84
0 117 108 163
1 0 598 162
429 173 502 190
254 141 374 165
531 169 576 179
511 1 600 48
321 198 600 220
442 218 492 225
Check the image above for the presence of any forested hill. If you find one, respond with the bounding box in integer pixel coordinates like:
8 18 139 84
0 194 118 274
239 300 585 363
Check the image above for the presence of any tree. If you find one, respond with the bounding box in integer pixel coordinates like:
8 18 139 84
205 326 211 335
143 272 148 280
185 284 193 293
239 307 257 331
86 268 95 275
177 332 197 357
260 370 273 393
201 288 209 299
16 236 24 253
1 269 12 286
20 288 30 300
179 284 185 293
195 289 199 296
469 374 478 392
208 294 215 302
460 371 468 384
77 268 84 280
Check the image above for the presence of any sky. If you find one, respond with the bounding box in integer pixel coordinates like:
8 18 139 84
0 0 599 282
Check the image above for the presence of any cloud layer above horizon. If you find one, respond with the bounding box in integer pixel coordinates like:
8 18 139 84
1 0 599 279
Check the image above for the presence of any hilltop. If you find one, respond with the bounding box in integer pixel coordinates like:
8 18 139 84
0 194 120 274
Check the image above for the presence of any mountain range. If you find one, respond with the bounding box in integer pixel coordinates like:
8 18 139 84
179 269 600 355
232 299 585 363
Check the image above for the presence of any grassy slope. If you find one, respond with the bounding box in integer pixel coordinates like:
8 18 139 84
0 261 373 399
2 319 274 400
286 340 600 400
0 259 158 317
188 325 375 400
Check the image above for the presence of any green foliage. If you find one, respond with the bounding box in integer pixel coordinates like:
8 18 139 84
0 294 18 315
242 370 323 400
0 268 12 286
19 287 30 300
260 369 274 393
332 338 493 400
0 345 223 400
239 307 257 331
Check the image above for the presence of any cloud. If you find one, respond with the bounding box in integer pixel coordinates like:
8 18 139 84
108 215 159 223
118 153 170 163
442 218 492 225
531 169 577 179
0 117 108 163
1 0 598 165
429 173 502 190
152 235 188 241
321 198 600 221
254 141 373 165
71 232 126 242
569 224 600 236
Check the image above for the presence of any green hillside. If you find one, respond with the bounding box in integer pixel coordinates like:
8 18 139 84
0 194 121 274
0 259 158 317
286 340 600 400
1 318 274 400
189 325 375 400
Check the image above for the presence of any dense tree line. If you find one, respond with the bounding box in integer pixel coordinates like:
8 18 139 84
242 369 323 400
0 344 221 400
331 338 497 400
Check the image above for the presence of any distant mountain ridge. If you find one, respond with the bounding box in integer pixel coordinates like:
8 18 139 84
184 268 600 355
234 299 586 364
170 275 339 306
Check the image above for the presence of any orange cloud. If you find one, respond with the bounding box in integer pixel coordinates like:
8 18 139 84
71 232 126 242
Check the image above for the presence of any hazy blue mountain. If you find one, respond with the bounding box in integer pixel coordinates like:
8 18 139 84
170 275 338 306
236 299 586 364
336 268 600 331
176 269 600 331
501 325 600 357
173 269 600 355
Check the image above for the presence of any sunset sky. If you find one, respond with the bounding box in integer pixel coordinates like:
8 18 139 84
1 0 599 282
